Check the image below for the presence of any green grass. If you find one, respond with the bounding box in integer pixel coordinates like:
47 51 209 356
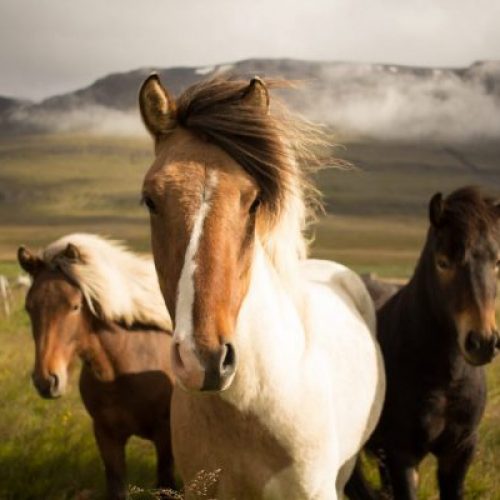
1 277 499 498
0 294 158 499
0 133 499 498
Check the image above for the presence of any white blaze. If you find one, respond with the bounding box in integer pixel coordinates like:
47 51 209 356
174 171 218 344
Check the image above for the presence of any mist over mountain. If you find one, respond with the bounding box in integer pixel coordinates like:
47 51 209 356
2 58 499 141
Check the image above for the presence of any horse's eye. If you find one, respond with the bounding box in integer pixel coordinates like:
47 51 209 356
436 257 451 270
141 195 157 215
71 303 81 312
249 197 261 215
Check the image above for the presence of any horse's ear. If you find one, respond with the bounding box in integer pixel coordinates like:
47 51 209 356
138 74 175 137
17 246 43 275
63 243 82 262
241 77 270 114
429 192 445 227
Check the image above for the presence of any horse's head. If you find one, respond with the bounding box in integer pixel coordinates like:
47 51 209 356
139 75 319 392
139 77 275 392
427 187 500 365
18 244 89 398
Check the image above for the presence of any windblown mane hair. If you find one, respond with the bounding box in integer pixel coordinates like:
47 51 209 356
42 233 171 331
163 78 339 282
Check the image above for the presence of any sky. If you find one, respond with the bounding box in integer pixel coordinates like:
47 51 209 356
1 0 499 101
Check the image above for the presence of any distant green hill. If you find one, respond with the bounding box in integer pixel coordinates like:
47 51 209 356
0 134 498 277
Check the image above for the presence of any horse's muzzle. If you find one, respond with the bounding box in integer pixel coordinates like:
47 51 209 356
201 343 237 391
172 340 237 392
32 372 62 399
464 330 499 366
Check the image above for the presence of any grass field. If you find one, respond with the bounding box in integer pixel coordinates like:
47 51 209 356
0 134 499 498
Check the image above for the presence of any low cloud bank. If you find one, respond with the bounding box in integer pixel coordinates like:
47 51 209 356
302 62 500 141
6 61 500 142
9 105 144 136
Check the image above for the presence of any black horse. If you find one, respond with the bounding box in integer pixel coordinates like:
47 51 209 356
349 187 500 500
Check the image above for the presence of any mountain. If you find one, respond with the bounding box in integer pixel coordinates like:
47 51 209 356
0 96 33 134
1 59 500 141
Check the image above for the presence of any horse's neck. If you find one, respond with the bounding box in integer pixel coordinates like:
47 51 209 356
79 322 120 382
224 243 306 408
80 320 170 381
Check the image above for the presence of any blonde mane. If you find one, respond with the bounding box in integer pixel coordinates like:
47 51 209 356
42 233 171 331
157 78 338 286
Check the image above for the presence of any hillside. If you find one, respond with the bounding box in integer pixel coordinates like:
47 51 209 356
0 134 498 275
1 58 500 141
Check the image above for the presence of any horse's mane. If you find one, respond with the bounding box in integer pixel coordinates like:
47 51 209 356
164 78 339 285
42 233 172 331
442 186 499 239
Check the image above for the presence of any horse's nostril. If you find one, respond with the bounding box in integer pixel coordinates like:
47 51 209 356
49 373 59 392
465 331 481 353
494 331 500 350
221 343 236 373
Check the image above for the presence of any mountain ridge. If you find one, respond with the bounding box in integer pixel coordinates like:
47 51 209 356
2 58 499 141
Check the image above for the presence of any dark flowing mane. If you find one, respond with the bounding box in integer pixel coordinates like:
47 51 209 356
147 76 343 288
439 186 499 251
167 78 334 222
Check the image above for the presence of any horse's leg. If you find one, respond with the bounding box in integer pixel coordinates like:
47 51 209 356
436 436 476 500
93 423 127 500
343 457 377 500
384 452 418 500
378 461 392 499
153 421 176 494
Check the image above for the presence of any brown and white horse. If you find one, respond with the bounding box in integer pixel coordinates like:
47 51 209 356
139 75 385 499
18 234 175 500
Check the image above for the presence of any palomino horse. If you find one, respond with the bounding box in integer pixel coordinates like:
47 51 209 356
18 234 176 500
138 75 385 499
354 187 500 499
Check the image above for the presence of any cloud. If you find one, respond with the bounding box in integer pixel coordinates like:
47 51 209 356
302 62 500 141
6 60 500 142
1 0 500 100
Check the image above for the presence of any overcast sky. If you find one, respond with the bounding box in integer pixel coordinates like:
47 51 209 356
1 0 499 101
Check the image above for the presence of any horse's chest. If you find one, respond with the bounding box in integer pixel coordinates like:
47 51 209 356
79 367 171 438
419 391 448 443
171 389 296 499
419 382 484 449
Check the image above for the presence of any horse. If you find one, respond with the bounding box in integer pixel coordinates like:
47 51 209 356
137 74 386 499
353 187 500 500
18 234 176 500
359 273 404 310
